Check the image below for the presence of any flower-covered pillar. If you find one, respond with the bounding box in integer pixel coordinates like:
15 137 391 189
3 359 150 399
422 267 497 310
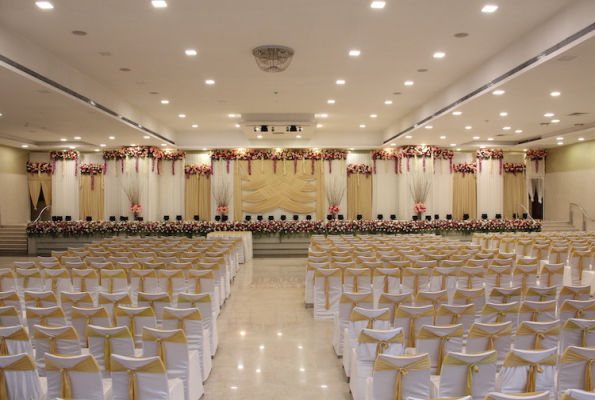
525 149 546 204
50 150 80 220
476 149 504 219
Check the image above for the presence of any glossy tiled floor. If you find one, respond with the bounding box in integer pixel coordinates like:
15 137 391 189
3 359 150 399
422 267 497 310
0 255 351 399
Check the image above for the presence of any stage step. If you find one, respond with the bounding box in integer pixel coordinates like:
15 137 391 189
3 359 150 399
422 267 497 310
540 220 580 232
0 224 28 253
253 236 310 258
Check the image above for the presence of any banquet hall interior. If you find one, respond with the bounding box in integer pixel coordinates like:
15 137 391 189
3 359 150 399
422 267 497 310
1 1 595 399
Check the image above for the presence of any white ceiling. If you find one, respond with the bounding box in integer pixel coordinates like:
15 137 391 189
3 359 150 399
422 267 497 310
0 0 594 152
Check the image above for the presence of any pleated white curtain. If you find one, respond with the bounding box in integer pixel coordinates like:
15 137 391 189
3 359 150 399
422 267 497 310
213 158 235 221
477 157 504 219
158 160 184 220
52 158 80 220
525 153 546 204
372 158 399 219
429 158 453 220
398 157 435 220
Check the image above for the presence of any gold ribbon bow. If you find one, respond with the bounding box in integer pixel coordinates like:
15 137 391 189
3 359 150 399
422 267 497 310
563 319 595 347
115 307 155 340
34 327 79 354
350 309 391 330
358 330 404 356
0 354 37 400
482 303 519 323
416 292 448 323
541 265 564 288
402 268 429 296
190 271 215 294
87 326 132 371
61 292 94 307
375 269 400 293
26 307 64 326
372 354 431 400
502 352 557 392
418 325 464 375
486 267 511 288
141 328 187 366
0 327 30 355
16 270 41 289
519 302 556 322
490 288 521 304
468 323 513 350
163 308 202 330
73 269 98 292
442 351 497 395
436 304 475 325
514 267 536 294
99 294 133 325
178 294 212 308
516 323 560 349
25 292 57 308
101 271 126 294
560 301 595 319
561 347 595 391
111 357 167 400
315 269 341 310
72 307 110 346
453 289 485 305
46 355 101 399
394 307 434 348
432 269 456 291
0 292 20 308
560 286 591 300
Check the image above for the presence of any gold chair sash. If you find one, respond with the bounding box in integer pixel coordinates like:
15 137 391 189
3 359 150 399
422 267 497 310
99 294 133 325
189 271 215 294
141 329 187 366
571 251 591 279
44 270 70 292
560 301 595 319
46 355 101 399
394 307 434 347
468 324 513 350
131 270 157 293
482 303 519 323
87 326 132 371
158 270 185 296
16 270 41 289
453 289 485 305
72 307 110 346
540 265 565 287
163 308 202 330
34 327 79 354
516 323 560 349
374 270 401 293
560 394 579 400
72 269 98 292
431 269 457 291
0 292 20 307
525 287 557 301
436 305 475 325
25 292 57 308
402 268 429 296
549 248 566 264
513 267 536 294
560 347 595 391
418 325 464 375
0 327 30 355
502 352 558 392
0 307 19 318
314 269 342 310
458 270 485 290
111 357 166 400
0 270 14 292
115 307 155 339
485 393 548 400
490 288 522 303
560 286 591 300
358 330 404 356
350 309 391 329
563 319 595 347
0 354 36 400
26 307 64 326
177 294 212 308
442 351 498 395
101 271 127 294
372 354 431 400
61 292 94 307
519 302 557 322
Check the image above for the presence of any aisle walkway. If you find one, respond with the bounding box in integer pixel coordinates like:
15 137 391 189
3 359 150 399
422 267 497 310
203 257 350 399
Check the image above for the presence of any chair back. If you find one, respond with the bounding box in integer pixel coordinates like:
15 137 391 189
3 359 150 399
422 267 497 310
110 354 170 400
439 350 497 399
87 325 135 375
561 318 595 352
0 325 33 356
371 353 431 400
45 353 103 400
0 352 41 400
515 320 560 350
467 321 513 365
499 348 557 397
33 324 81 374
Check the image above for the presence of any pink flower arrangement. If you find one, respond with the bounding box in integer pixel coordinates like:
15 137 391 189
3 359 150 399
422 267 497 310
503 163 526 175
414 203 427 213
453 162 477 176
130 205 142 213
476 149 504 159
328 205 340 214
184 164 213 178
346 163 373 176
26 162 53 175
50 150 79 161
216 205 229 215
370 149 401 160
525 149 547 161
79 164 106 175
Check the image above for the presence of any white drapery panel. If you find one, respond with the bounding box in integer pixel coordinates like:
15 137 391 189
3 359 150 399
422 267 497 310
158 160 184 220
525 153 545 204
430 158 453 219
477 157 503 219
52 158 80 219
370 157 399 219
398 157 435 220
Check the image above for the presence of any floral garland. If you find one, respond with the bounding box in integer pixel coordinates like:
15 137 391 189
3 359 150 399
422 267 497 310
503 163 526 175
401 145 434 173
433 148 455 174
453 162 477 177
184 164 213 178
103 146 185 175
26 162 53 175
346 163 373 177
476 148 504 174
49 150 80 175
370 149 401 174
525 149 547 173
79 164 106 190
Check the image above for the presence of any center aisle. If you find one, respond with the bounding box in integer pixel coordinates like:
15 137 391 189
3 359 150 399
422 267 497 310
203 257 351 399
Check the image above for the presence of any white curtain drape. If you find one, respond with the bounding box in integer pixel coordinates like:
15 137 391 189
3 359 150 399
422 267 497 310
477 157 503 219
430 158 453 220
398 156 435 220
52 158 80 220
525 153 545 204
214 159 235 221
158 160 184 220
370 157 399 219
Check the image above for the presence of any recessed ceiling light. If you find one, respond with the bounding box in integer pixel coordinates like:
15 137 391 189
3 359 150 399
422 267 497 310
143 136 150 139
152 1 167 7
439 136 446 139
551 91 561 96
131 144 136 146
433 52 445 58
36 2 54 9
327 100 335 104
425 126 433 129
360 125 366 128
256 369 261 373
384 101 393 105
317 124 322 128
503 127 511 130
21 145 29 148
466 126 472 130
231 387 237 390
69 146 75 149
556 137 564 140
456 148 461 151
493 90 505 95
349 50 361 56
551 119 560 123
228 114 235 117
368 115 377 118
60 138 67 141
482 5 498 12
192 125 198 128
500 112 508 116
161 144 167 146
452 111 462 115
109 136 115 140
371 1 386 8
320 114 328 118
487 138 494 141
473 136 480 139
450 143 456 146
205 80 215 85
558 142 564 145
405 136 412 139
94 149 99 152
515 130 522 133
161 100 169 104
391 143 396 146
404 81 414 86
74 136 81 140
235 124 240 128
336 80 345 84
257 135 262 138
100 144 106 147
185 50 197 56
579 138 585 141
203 148 207 150
321 385 328 389
179 114 186 118
523 149 527 152
544 113 554 117
297 135 302 138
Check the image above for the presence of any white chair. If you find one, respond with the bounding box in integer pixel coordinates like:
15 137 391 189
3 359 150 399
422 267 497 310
100 269 128 294
313 268 342 319
561 389 595 400
514 320 560 350
333 292 374 356
0 352 42 400
0 269 16 293
60 291 95 323
377 292 413 320
350 328 405 400
488 287 522 304
44 353 107 400
33 325 81 375
480 302 519 331
467 322 513 366
157 270 187 301
98 292 133 326
393 305 434 348
486 263 513 292
457 266 485 290
176 293 218 356
24 291 58 308
115 306 157 347
0 306 21 326
524 286 557 302
539 263 565 289
484 391 550 400
496 348 557 398
42 268 72 294
137 292 172 324
72 269 100 300
131 269 160 298
414 290 449 317
305 261 329 306
373 268 401 304
452 288 486 312
438 350 497 400
365 353 431 400
561 318 595 351
186 269 219 309
401 267 430 296
0 325 33 356
558 285 591 309
15 268 44 297
110 354 185 400
415 324 464 374
429 266 457 298
558 346 595 398
71 306 112 347
343 268 373 293
512 263 539 296
0 291 21 313
26 306 66 332
87 324 135 377
517 300 557 323
435 304 475 335
560 299 595 322
13 261 37 269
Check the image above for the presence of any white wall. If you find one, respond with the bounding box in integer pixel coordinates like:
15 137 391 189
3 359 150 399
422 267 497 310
0 145 30 224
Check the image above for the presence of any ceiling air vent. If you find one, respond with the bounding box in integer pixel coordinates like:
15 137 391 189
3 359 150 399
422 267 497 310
517 136 542 145
567 112 589 116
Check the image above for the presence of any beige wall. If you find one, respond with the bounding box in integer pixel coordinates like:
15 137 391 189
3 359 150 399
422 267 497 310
0 145 30 225
545 141 595 230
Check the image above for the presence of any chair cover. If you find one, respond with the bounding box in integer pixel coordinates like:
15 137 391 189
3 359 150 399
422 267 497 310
115 306 157 346
0 269 16 294
467 322 513 365
157 270 187 301
558 285 591 309
439 350 497 400
415 290 448 322
202 257 230 302
377 292 413 320
480 302 520 331
162 307 211 380
430 267 457 298
186 270 217 306
0 352 42 400
435 304 476 335
24 290 58 308
416 324 464 374
110 354 184 400
131 269 160 298
177 293 218 356
548 246 569 265
195 262 225 306
538 263 564 290
100 269 128 294
558 346 595 398
26 306 66 333
33 325 81 375
496 348 557 398
87 325 135 376
350 328 405 400
60 291 95 323
98 292 133 326
394 305 435 348
39 261 62 270
343 268 373 293
0 291 21 313
561 318 595 352
334 292 375 356
500 238 517 254
14 261 37 269
452 288 486 312
373 268 401 304
515 320 560 350
0 325 33 356
466 259 490 268
561 389 595 400
488 287 522 305
485 265 513 293
71 306 112 347
484 392 550 400
402 267 430 296
137 292 172 323
569 250 594 285
367 353 431 400
560 299 595 322
15 268 44 298
45 353 105 400
72 269 99 300
517 300 557 323
524 286 557 303
313 268 342 319
515 239 535 259
512 264 538 296
0 306 21 327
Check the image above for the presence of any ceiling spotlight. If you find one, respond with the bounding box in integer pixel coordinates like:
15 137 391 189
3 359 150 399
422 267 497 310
425 126 433 129
21 145 29 148
440 136 446 139
503 127 511 130
161 100 169 104
405 135 412 139
391 143 396 146
487 138 494 141
404 81 414 86
192 125 198 128
433 52 445 58
473 136 480 139
228 114 235 117
492 90 505 95
579 138 585 141
515 130 522 133
143 136 150 139
327 100 335 104
556 137 564 140
320 114 328 118
360 125 366 128
370 114 377 118
551 91 561 96
100 144 106 147
179 114 186 118
74 137 81 140
466 126 472 130
317 124 322 128
544 113 554 117
205 80 215 84
60 138 67 141
336 80 345 84
482 5 498 12
185 50 197 56
109 136 115 139
500 112 508 116
252 46 294 73
257 135 262 138
371 1 386 8
385 100 393 104
452 111 462 115
296 135 302 138
349 50 361 56
253 127 260 132
558 142 564 145
260 125 268 132
36 2 54 9
551 119 560 123
152 1 167 8
235 124 240 128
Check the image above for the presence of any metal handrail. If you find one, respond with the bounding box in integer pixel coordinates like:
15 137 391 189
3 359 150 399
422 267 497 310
569 203 595 231
514 203 534 221
33 205 51 223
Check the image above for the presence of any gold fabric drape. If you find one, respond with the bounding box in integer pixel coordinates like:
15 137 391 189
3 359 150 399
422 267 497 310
234 159 324 221
453 172 477 220
503 172 528 220
347 173 372 220
184 174 211 221
27 173 52 210
79 174 104 221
